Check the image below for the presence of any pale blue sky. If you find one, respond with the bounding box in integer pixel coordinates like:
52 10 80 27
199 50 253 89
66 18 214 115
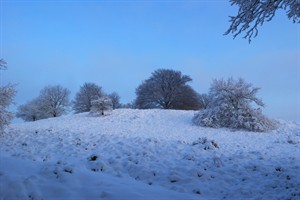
1 0 299 121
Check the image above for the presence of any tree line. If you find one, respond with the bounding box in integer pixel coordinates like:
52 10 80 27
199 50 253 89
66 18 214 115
14 68 276 132
14 69 205 122
1 62 276 132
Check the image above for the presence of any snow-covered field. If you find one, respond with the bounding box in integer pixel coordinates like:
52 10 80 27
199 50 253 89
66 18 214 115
0 109 299 199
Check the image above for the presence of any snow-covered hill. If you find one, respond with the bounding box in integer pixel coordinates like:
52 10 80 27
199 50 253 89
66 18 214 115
0 109 299 199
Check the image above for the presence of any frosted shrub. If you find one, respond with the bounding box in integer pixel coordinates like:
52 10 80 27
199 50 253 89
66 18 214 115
90 96 113 116
192 137 219 150
193 78 276 132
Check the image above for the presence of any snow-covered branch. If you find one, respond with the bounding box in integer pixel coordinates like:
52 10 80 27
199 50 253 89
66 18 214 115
225 0 300 42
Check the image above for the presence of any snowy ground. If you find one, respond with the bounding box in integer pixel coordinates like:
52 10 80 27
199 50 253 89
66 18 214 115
0 109 300 199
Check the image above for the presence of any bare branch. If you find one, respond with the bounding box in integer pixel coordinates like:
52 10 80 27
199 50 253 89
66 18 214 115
0 59 7 70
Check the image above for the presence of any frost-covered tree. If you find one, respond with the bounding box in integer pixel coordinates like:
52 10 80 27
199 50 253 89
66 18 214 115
0 84 16 133
16 85 70 121
0 60 16 133
225 0 300 42
193 78 276 132
90 96 113 115
198 93 210 109
38 85 70 117
135 69 200 110
108 92 121 109
16 98 46 121
73 83 104 113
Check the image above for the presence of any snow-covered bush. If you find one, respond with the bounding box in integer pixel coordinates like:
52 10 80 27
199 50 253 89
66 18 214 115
192 137 219 150
198 93 210 109
90 96 113 116
193 78 276 132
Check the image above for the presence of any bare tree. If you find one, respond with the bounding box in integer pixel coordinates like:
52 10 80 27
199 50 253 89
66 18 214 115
225 0 300 42
90 96 113 116
38 85 70 117
73 83 104 113
108 92 121 109
16 85 70 121
135 69 200 110
193 78 276 132
16 98 46 121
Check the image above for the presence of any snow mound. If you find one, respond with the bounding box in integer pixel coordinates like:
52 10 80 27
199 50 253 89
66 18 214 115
1 109 299 199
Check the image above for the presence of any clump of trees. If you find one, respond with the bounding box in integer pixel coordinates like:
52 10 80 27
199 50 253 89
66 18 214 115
12 66 276 133
16 81 122 121
135 69 200 110
16 85 70 121
0 59 16 133
193 78 276 132
72 82 121 114
72 83 104 113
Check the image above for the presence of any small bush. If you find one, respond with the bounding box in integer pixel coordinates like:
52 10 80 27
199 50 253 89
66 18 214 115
192 137 219 150
90 96 113 116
